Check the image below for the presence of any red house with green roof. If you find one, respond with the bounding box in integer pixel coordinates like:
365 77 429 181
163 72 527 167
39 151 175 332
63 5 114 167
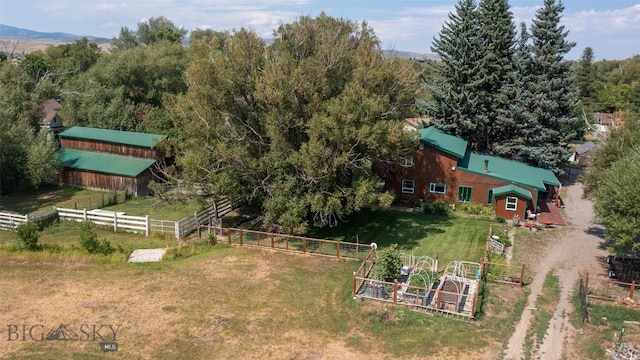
385 126 561 221
58 127 167 196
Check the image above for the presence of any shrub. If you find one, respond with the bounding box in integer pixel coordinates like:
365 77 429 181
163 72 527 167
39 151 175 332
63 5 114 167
422 201 449 216
78 223 114 255
15 222 40 250
371 244 403 282
457 203 491 215
207 231 217 246
495 216 506 223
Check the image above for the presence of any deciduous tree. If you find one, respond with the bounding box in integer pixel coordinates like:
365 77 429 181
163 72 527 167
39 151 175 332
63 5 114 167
168 14 421 233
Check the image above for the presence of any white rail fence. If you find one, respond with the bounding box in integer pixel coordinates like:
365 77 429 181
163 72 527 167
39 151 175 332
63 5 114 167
175 198 233 240
56 208 150 236
0 198 234 241
0 211 28 231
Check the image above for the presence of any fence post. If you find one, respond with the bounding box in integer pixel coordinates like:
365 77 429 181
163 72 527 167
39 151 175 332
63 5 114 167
145 215 150 237
198 224 202 240
227 228 231 245
585 273 589 295
83 208 88 222
239 229 243 246
336 242 340 259
353 274 357 296
113 212 118 232
271 234 274 249
631 280 636 299
303 238 307 254
175 221 180 241
393 281 398 304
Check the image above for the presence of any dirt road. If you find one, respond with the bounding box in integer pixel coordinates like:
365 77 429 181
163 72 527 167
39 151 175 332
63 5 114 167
503 178 609 359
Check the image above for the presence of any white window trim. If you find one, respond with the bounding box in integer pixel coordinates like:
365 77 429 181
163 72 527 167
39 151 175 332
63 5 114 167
401 156 414 168
401 179 416 194
505 196 518 211
429 182 447 194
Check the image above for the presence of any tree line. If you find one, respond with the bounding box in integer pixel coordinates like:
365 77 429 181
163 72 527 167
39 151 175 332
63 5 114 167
1 1 638 247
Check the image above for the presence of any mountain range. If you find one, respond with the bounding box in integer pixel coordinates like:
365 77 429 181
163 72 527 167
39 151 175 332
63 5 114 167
0 24 111 43
0 23 439 61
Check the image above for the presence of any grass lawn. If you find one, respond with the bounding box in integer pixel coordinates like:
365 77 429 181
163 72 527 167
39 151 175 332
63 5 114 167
309 208 490 266
0 192 522 359
0 185 204 221
0 242 521 360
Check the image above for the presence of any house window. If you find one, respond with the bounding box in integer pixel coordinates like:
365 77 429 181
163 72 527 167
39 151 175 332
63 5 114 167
401 179 416 194
429 182 447 194
458 186 473 203
487 189 494 206
505 196 518 211
401 156 414 168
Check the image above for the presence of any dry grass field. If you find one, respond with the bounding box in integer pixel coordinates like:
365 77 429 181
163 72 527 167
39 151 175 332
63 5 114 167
0 38 111 55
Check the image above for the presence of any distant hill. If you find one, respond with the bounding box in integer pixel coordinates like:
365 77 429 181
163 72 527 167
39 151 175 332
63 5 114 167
0 24 111 43
0 24 439 61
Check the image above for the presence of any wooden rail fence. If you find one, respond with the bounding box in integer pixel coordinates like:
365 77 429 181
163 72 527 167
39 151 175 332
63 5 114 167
198 225 373 261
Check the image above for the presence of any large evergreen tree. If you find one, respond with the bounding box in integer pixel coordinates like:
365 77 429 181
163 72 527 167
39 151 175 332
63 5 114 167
424 0 518 153
524 0 578 174
474 0 517 152
422 0 482 142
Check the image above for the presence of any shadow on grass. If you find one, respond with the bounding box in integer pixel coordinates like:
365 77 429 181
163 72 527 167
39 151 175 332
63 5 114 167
307 208 452 250
0 185 91 214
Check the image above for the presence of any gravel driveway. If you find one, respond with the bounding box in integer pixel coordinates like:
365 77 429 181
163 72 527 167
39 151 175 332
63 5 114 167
503 176 609 360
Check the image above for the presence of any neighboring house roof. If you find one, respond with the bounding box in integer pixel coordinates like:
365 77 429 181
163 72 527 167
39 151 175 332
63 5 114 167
593 112 614 126
457 151 561 190
575 141 599 155
492 184 532 200
59 126 167 148
404 117 431 131
43 99 62 123
59 149 156 177
419 127 468 159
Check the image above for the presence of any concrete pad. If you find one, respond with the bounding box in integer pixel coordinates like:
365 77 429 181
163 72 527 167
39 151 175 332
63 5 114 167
128 248 167 263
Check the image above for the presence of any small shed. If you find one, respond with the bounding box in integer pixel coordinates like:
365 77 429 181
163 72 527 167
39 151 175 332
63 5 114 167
573 142 599 168
492 184 533 220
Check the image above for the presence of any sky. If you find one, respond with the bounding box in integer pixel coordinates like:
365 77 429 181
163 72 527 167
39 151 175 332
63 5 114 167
0 0 639 60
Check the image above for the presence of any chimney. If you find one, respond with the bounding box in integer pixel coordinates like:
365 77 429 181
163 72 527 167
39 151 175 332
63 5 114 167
484 159 489 173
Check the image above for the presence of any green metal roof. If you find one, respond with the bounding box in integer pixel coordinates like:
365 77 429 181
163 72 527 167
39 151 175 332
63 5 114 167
59 126 167 148
59 149 156 177
492 184 532 200
458 151 561 190
418 127 468 159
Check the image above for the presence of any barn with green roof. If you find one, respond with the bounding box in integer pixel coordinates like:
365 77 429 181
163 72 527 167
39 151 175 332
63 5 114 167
58 127 167 196
386 126 562 222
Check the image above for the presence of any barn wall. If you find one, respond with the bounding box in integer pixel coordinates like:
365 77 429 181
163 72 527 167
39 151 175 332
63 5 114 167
59 169 152 196
60 138 161 159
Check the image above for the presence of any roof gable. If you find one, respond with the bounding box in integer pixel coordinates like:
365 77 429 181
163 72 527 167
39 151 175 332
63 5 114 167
59 126 167 148
492 184 532 200
419 126 468 159
59 149 156 177
458 151 560 190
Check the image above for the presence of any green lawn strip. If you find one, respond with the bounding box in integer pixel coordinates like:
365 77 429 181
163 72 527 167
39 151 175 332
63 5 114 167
0 185 202 221
523 272 560 359
308 208 489 265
